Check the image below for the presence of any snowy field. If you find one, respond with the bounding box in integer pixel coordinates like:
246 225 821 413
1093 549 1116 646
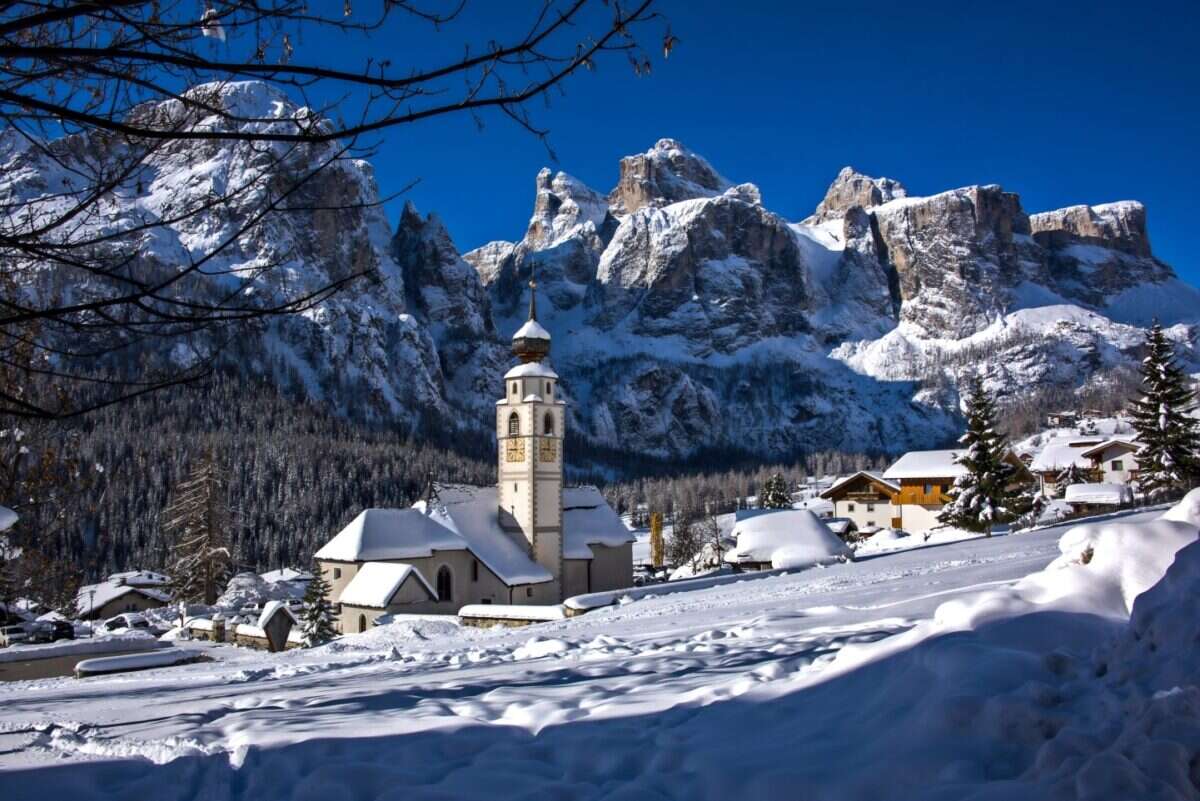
0 505 1196 800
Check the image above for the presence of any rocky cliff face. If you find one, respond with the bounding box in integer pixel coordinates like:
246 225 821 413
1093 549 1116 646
6 82 1195 466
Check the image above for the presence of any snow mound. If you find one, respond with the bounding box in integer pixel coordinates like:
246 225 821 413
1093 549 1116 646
323 616 464 652
725 509 852 569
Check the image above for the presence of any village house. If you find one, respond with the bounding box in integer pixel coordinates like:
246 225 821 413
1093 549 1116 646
76 570 171 621
1027 438 1103 496
819 471 901 532
1081 439 1140 486
880 449 1032 533
314 283 635 633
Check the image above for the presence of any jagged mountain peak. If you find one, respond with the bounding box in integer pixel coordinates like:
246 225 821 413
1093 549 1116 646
806 165 908 223
608 137 733 215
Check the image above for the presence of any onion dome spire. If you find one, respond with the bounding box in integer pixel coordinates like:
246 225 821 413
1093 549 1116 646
511 279 551 363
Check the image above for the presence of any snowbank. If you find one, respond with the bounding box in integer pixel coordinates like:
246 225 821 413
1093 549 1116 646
565 566 787 612
75 648 198 677
724 509 851 569
0 632 158 664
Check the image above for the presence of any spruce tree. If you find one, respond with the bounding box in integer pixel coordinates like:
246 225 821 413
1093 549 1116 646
299 562 336 646
760 473 792 509
163 452 233 605
1128 322 1200 500
939 376 1027 535
1055 462 1089 492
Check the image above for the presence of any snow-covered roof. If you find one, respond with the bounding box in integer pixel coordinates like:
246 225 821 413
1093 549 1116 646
1029 439 1103 472
108 570 170 588
315 508 466 563
421 485 554 585
724 509 852 569
1080 438 1139 459
259 567 315 584
882 450 967 480
320 494 554 586
512 318 550 340
256 599 298 629
317 483 632 585
562 486 637 559
1064 483 1134 505
825 518 857 534
76 577 171 617
820 470 899 498
504 361 558 380
338 562 435 608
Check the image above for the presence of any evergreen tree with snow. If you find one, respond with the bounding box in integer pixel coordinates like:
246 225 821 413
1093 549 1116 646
1128 322 1200 500
299 562 336 647
939 376 1027 535
760 473 791 509
163 452 233 605
1055 462 1090 492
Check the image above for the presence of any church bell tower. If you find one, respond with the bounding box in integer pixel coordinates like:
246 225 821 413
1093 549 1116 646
497 281 565 598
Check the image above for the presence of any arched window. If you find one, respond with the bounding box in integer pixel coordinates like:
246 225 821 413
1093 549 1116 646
357 614 367 633
436 565 452 602
508 411 520 436
544 412 555 435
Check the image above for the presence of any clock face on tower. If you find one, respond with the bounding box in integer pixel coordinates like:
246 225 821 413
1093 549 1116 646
538 438 557 463
505 439 526 463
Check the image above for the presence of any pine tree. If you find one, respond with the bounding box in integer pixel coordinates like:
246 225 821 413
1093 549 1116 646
1128 322 1200 500
1055 462 1089 492
939 376 1028 535
299 562 336 646
760 473 791 509
649 512 664 568
163 452 233 605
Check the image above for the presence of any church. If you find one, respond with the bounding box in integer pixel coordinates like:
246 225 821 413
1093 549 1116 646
314 284 634 632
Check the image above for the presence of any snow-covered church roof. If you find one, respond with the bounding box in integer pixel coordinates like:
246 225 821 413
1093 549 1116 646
504 361 558 380
339 562 436 608
316 484 633 587
512 318 550 341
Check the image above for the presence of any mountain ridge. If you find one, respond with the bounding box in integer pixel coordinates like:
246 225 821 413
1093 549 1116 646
3 84 1196 468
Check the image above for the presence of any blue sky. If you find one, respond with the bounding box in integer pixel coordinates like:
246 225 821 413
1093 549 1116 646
320 1 1199 283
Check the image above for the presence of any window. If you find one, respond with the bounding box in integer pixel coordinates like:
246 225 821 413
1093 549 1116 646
924 484 934 495
514 483 518 493
526 587 533 598
472 560 479 583
544 413 555 435
358 614 367 633
481 598 492 605
866 503 875 512
508 411 520 436
545 381 551 395
867 521 875 528
511 382 518 396
333 567 341 580
436 566 452 602
847 503 855 512
1112 459 1124 471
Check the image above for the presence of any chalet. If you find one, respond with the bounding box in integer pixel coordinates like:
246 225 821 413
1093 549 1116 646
819 471 901 532
76 570 171 621
1028 439 1102 496
314 283 634 633
1081 439 1140 486
881 449 1032 533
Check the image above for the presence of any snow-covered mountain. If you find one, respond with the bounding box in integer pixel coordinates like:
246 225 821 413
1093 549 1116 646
466 138 1199 461
5 84 1197 464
